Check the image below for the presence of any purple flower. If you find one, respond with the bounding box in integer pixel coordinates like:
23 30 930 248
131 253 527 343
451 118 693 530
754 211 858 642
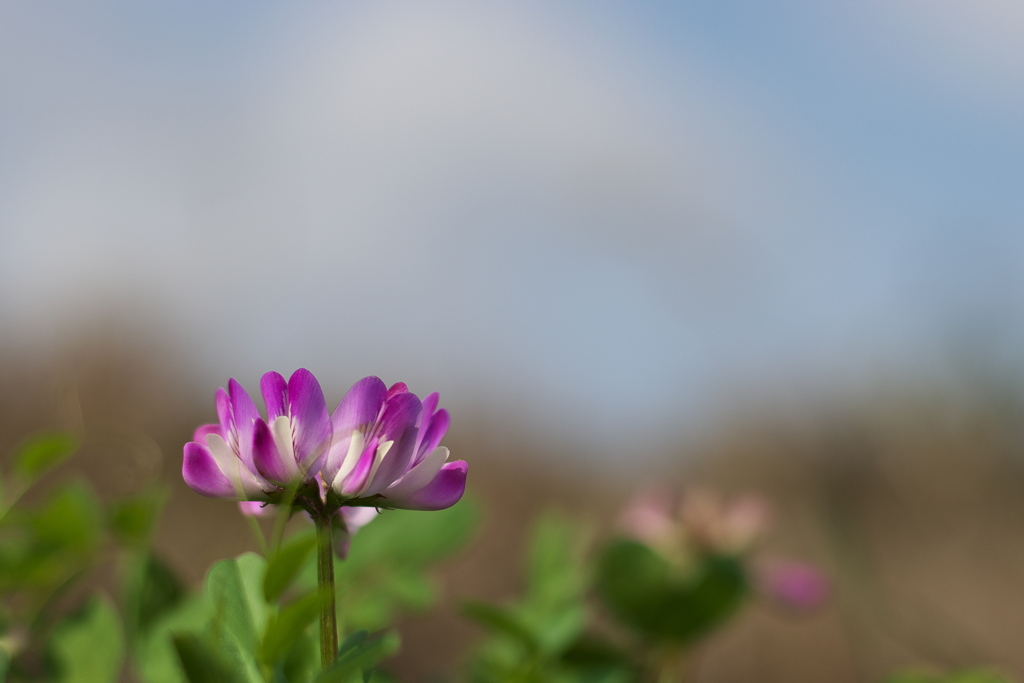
182 369 330 502
238 501 273 517
182 370 467 515
322 377 468 511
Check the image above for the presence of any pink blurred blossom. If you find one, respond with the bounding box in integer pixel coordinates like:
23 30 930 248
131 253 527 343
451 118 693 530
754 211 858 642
755 560 829 612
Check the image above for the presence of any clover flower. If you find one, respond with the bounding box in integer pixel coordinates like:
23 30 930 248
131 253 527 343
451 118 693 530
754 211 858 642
618 487 827 611
619 488 769 559
321 376 467 511
182 369 330 502
182 370 467 515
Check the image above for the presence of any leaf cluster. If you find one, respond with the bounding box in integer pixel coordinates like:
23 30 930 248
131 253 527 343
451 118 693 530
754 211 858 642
464 514 751 682
464 515 636 683
77 506 472 681
0 431 162 681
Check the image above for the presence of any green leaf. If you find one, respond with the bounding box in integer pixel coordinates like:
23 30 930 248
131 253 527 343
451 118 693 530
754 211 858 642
316 631 400 683
51 593 125 683
109 493 165 548
132 594 213 683
328 499 477 631
273 626 319 683
462 602 540 655
527 516 587 608
260 590 324 666
560 635 637 681
205 553 267 654
596 540 748 643
362 672 397 683
13 431 78 482
519 515 589 654
235 552 270 630
344 499 476 568
125 553 186 637
884 671 1014 683
337 629 369 658
172 633 245 683
32 481 102 557
0 482 101 596
264 533 316 603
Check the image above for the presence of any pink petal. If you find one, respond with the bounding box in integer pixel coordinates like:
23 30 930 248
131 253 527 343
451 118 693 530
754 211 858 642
239 501 272 517
382 460 467 511
378 392 421 441
339 436 378 496
193 423 222 443
415 408 449 466
215 388 232 434
331 377 387 432
361 425 418 497
182 442 236 499
387 382 409 397
325 377 387 481
287 369 332 473
252 418 296 484
227 379 259 468
260 371 288 421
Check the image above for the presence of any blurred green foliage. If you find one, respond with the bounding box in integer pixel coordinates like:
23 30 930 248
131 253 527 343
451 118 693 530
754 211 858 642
465 515 635 683
596 540 747 644
0 431 136 681
885 671 1014 683
51 595 124 683
316 500 477 632
0 430 475 682
0 429 1016 682
131 499 476 683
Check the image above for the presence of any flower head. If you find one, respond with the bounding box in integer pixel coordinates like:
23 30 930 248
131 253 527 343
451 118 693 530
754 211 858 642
322 377 467 511
182 369 330 501
183 370 467 517
618 487 769 559
618 487 828 612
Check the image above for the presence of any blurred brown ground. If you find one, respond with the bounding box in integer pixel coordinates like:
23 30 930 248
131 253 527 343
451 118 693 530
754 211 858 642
2 328 1023 682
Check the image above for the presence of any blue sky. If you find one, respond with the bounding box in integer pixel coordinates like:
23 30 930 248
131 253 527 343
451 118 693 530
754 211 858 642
2 1 1023 452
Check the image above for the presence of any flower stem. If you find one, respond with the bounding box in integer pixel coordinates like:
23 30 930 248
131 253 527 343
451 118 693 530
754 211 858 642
270 480 302 554
243 512 268 556
316 515 338 670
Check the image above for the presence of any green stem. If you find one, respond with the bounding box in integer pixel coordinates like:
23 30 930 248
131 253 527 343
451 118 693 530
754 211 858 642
316 515 338 670
270 480 302 554
243 510 269 556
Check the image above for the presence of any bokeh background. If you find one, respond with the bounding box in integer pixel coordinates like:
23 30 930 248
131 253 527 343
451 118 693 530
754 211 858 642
3 2 1024 680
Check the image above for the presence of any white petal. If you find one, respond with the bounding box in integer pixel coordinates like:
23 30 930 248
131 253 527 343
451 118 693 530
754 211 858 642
331 429 365 491
205 433 267 497
271 415 301 478
358 439 392 496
